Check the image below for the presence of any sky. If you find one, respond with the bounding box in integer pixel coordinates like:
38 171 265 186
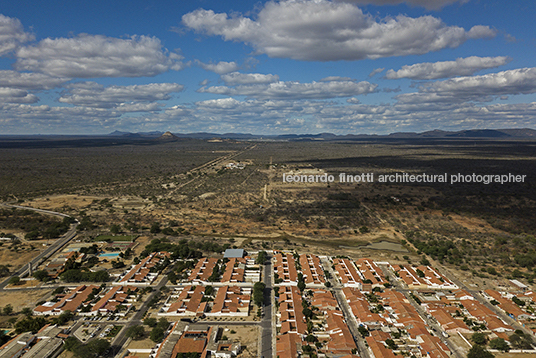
0 0 535 135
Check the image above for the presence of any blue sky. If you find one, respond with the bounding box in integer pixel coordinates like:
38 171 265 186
0 0 535 135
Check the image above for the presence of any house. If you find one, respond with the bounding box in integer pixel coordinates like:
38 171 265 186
34 285 98 316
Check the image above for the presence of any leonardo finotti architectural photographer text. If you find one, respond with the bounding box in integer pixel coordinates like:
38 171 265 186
282 172 527 185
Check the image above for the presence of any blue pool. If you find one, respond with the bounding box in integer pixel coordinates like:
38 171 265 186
99 253 120 258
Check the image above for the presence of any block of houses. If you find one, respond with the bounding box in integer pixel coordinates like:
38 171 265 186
274 252 298 285
115 252 169 286
188 257 219 283
299 254 326 285
206 286 251 317
159 285 208 317
34 285 98 316
333 258 362 288
87 285 137 316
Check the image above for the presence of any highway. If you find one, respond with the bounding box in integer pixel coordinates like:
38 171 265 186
0 203 78 289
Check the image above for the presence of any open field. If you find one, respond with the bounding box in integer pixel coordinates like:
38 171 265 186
1 137 535 279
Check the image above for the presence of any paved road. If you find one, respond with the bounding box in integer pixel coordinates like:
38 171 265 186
441 266 536 344
260 254 273 358
321 257 371 358
109 276 168 357
378 264 465 358
0 203 78 289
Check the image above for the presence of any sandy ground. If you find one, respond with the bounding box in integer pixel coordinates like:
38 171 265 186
0 288 52 313
0 244 43 275
223 325 258 358
56 351 76 358
26 195 104 211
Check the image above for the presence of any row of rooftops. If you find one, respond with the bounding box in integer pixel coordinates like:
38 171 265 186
274 252 329 286
482 289 536 321
34 284 137 316
34 284 98 316
276 286 359 358
391 264 458 290
342 287 451 358
332 257 387 289
115 251 169 285
187 256 260 284
0 324 67 358
159 285 251 317
127 323 240 358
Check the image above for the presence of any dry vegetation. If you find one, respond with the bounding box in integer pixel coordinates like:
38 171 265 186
1 137 536 287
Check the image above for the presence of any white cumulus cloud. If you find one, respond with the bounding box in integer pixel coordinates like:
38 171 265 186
0 88 38 103
396 67 536 104
182 0 496 61
0 14 34 56
385 56 511 80
15 34 186 78
0 70 69 90
334 0 469 10
198 79 378 99
59 82 184 109
221 72 279 85
196 60 239 74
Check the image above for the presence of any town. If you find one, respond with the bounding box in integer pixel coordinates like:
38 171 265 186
1 216 535 358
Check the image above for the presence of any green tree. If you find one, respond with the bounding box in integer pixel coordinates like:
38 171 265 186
157 318 169 330
385 339 397 350
471 332 488 345
150 222 161 234
21 307 33 316
33 270 50 282
53 310 73 325
110 224 121 234
144 317 157 327
74 338 110 358
358 325 369 337
256 251 268 264
253 281 266 306
14 316 47 334
125 325 145 340
305 334 317 343
489 338 510 352
359 226 370 234
167 271 177 284
150 326 165 342
8 276 20 286
467 345 494 358
64 336 81 351
2 304 13 316
509 330 532 349
420 257 431 266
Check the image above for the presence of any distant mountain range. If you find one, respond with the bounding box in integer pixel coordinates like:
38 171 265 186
107 128 536 141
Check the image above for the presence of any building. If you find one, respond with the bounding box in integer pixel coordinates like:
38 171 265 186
299 254 326 285
0 325 66 358
115 252 169 286
88 285 137 316
34 285 98 316
223 249 245 259
159 285 208 317
274 252 298 285
188 257 219 283
332 258 362 288
206 286 251 317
